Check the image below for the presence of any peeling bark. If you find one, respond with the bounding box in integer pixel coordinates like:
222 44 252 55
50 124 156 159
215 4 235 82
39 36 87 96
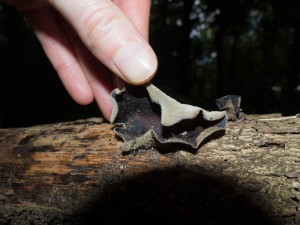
0 114 300 225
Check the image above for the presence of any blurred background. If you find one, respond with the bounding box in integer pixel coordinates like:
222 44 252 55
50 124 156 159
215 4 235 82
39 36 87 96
0 0 299 128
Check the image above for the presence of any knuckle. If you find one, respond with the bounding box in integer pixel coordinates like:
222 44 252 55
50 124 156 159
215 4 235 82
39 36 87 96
54 59 73 74
82 7 121 49
55 61 74 75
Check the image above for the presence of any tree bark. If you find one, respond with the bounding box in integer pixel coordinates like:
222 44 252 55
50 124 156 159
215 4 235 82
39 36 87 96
0 114 300 225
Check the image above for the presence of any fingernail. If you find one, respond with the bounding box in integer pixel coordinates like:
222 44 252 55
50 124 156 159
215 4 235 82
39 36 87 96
113 41 157 84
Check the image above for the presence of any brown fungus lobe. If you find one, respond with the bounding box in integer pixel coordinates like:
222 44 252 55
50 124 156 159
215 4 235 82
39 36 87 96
110 83 227 152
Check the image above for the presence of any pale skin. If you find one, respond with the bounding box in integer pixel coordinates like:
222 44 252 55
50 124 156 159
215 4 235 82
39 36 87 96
3 0 158 121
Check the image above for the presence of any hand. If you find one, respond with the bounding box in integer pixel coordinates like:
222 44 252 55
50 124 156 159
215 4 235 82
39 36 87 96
3 0 158 120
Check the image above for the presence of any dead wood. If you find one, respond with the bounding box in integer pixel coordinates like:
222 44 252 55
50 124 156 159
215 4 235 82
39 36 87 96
0 114 300 225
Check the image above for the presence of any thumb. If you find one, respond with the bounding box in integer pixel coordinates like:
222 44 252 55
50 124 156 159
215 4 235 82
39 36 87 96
49 0 157 84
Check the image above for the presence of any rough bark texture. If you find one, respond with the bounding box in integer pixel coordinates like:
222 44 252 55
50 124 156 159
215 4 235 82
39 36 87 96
0 114 300 225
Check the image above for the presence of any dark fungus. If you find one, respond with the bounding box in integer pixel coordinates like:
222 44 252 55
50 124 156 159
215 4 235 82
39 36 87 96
110 83 227 153
216 95 245 121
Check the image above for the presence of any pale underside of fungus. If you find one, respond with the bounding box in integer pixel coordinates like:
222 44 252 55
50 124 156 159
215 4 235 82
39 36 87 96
110 83 227 153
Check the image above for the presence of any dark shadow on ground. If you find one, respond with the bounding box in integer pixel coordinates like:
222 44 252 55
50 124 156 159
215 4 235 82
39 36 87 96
79 166 276 225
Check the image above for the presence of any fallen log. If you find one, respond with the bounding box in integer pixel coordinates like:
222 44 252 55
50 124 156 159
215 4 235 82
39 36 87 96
0 114 300 225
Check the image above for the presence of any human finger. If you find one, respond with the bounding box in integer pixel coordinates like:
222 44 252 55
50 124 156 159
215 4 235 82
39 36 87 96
111 0 152 90
25 7 94 105
49 0 157 85
112 0 151 39
58 16 114 120
75 45 114 120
